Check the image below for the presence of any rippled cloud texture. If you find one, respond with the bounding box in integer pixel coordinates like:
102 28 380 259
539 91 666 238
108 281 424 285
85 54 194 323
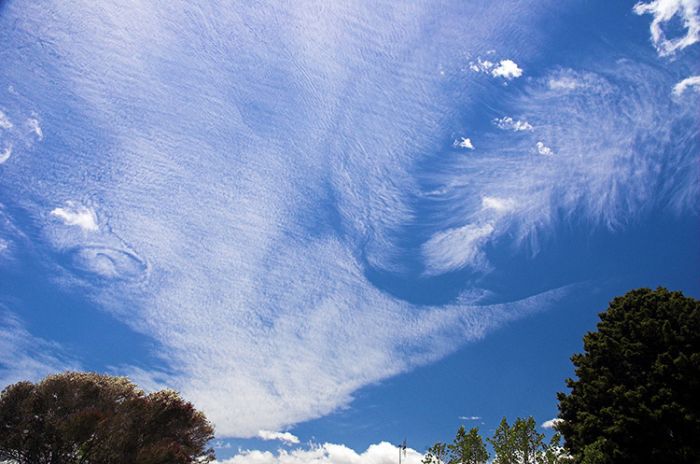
0 0 698 440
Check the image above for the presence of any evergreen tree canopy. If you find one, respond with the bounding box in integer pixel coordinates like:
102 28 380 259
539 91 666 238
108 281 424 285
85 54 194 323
557 287 700 463
0 372 215 464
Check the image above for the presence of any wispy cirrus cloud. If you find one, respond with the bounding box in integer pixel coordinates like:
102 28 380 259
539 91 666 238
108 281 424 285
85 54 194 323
0 0 564 438
420 62 698 274
0 309 80 387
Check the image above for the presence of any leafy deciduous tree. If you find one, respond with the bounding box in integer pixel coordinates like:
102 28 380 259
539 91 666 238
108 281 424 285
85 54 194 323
0 372 215 464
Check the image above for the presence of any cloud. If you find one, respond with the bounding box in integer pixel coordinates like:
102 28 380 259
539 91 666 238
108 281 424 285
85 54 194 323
50 202 99 232
0 144 11 164
455 137 475 150
423 223 495 274
0 309 80 387
216 442 424 464
259 431 301 445
0 110 12 129
0 1 668 440
673 75 700 95
541 418 562 429
491 59 523 80
459 415 482 421
469 57 523 80
633 0 700 56
493 117 533 132
481 196 516 214
28 117 43 140
535 141 554 156
420 62 698 275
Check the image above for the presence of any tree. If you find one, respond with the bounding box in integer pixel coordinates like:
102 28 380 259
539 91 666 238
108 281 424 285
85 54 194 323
423 442 448 464
0 372 215 464
556 287 700 463
448 426 489 464
489 417 545 464
424 426 488 464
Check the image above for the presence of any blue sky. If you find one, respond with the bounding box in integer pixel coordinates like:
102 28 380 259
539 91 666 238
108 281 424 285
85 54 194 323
0 0 698 462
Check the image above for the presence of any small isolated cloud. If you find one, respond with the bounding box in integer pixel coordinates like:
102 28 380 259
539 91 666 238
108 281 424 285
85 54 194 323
28 117 43 140
454 137 475 150
0 110 12 130
258 430 300 445
459 415 482 421
491 59 523 80
470 58 523 80
469 58 495 73
673 75 700 96
50 202 99 232
0 144 12 164
634 0 700 56
493 116 533 132
216 441 424 464
541 418 563 429
536 141 554 156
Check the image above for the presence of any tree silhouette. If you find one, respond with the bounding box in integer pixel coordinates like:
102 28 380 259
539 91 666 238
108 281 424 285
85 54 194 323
557 287 700 463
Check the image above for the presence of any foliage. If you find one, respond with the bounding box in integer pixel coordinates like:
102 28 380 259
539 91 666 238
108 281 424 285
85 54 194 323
557 287 700 463
0 372 215 464
447 426 489 464
489 417 542 464
426 419 569 464
423 441 448 464
423 426 489 464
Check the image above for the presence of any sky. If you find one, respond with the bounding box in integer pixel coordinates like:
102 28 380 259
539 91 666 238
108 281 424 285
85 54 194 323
0 0 698 462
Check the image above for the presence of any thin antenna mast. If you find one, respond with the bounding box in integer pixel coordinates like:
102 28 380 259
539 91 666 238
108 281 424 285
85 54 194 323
398 439 407 464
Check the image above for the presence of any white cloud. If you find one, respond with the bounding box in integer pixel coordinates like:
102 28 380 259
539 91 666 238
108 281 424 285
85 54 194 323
216 442 424 464
0 0 587 438
469 58 495 73
421 62 698 276
673 75 700 95
0 144 12 164
459 415 482 421
633 0 700 56
493 116 533 132
541 418 563 429
469 57 523 80
51 202 99 232
259 430 301 445
0 110 12 129
455 137 475 150
535 141 554 156
28 117 43 140
423 223 495 274
491 59 523 80
481 196 516 213
0 309 81 387
548 76 579 90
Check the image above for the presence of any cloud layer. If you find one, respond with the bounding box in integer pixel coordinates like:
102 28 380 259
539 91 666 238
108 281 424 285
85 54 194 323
0 0 697 440
217 442 424 464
